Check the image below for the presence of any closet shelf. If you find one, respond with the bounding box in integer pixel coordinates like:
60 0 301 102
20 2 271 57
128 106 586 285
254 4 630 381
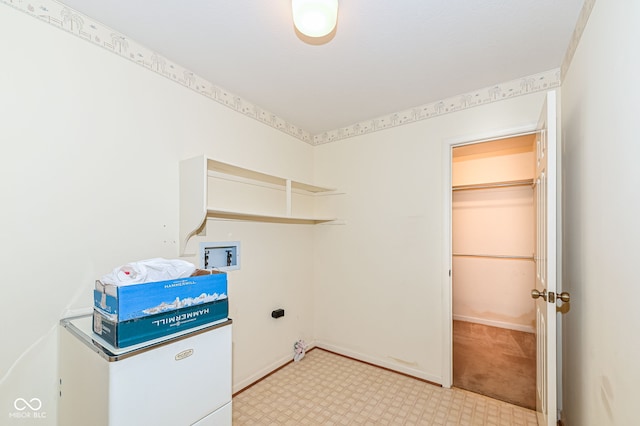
453 253 534 261
205 159 336 193
205 208 337 224
452 179 534 192
179 155 342 255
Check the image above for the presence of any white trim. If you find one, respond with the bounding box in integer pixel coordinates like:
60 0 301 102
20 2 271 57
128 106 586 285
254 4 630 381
232 342 317 394
315 341 442 385
453 315 535 334
441 140 453 388
444 124 539 148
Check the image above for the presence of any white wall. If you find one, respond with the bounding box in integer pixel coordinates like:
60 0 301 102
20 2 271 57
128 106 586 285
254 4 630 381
313 92 547 383
452 149 534 187
0 6 316 424
561 0 640 424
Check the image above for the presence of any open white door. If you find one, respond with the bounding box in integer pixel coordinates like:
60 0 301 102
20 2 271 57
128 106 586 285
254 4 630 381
532 90 557 426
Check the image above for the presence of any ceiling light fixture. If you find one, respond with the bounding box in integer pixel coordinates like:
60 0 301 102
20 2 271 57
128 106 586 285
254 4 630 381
292 0 338 38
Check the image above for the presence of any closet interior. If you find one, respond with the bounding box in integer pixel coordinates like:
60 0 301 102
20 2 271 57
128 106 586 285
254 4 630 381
451 134 537 410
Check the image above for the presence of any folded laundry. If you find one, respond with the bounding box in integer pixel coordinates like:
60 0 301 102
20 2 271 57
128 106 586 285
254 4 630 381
100 258 196 287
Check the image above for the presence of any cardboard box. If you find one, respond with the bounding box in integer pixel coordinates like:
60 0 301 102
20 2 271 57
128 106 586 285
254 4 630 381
94 270 227 322
92 298 228 348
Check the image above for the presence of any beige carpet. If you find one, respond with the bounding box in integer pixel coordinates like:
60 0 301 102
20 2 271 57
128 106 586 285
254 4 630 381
233 348 537 425
453 321 536 410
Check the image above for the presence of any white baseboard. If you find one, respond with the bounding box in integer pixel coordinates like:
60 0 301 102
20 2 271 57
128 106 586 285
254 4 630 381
232 341 444 394
314 341 442 385
232 341 317 394
453 314 534 333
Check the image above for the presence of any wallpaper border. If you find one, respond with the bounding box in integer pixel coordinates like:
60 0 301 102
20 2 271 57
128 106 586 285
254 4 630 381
312 69 561 145
560 0 596 80
1 0 312 143
2 0 592 146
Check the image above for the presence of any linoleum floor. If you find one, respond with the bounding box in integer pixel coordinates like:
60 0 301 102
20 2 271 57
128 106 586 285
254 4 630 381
233 348 537 425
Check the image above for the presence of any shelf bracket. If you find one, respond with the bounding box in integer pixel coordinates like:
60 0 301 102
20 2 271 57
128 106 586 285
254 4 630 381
286 179 292 217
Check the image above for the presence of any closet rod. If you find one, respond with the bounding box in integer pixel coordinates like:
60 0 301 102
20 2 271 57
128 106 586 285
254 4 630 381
452 179 534 192
453 253 535 261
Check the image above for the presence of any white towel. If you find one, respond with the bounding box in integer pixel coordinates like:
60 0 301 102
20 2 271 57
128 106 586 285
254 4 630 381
100 258 196 286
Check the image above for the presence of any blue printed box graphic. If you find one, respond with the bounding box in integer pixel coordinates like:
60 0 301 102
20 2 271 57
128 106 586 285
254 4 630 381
94 271 227 322
93 299 228 348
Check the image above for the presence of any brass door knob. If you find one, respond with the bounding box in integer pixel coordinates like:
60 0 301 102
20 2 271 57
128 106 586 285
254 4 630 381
531 289 571 304
531 289 547 301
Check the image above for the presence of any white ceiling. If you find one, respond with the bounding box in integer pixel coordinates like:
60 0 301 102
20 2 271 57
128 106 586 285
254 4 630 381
58 0 584 136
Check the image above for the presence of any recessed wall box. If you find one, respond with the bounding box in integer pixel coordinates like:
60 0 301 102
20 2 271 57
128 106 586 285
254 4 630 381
199 241 240 271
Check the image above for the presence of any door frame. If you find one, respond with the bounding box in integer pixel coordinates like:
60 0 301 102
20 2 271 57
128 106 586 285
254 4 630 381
440 124 539 388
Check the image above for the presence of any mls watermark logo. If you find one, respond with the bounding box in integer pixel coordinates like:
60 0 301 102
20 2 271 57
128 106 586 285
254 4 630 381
9 398 47 419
